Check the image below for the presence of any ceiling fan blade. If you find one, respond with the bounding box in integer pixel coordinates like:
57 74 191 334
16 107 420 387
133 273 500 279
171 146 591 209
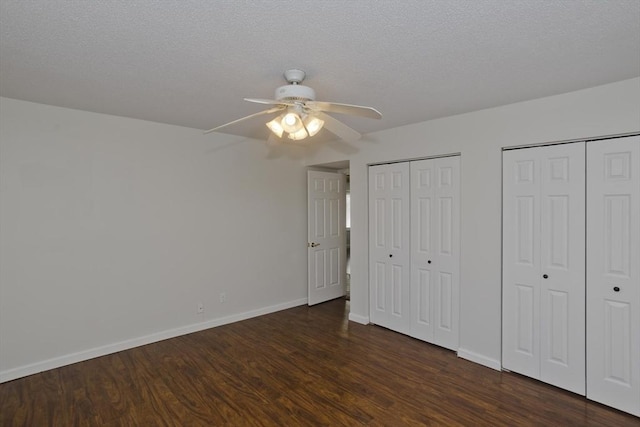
244 98 281 105
306 101 382 119
314 111 361 141
244 98 297 107
203 106 284 134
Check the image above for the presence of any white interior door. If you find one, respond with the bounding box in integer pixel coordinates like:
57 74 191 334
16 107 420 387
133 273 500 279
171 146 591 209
587 136 640 416
369 163 411 333
308 170 346 306
410 156 460 350
502 142 585 394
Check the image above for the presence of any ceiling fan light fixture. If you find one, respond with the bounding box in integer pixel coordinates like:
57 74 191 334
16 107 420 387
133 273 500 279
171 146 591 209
304 116 324 137
288 127 309 141
281 111 303 133
266 116 284 138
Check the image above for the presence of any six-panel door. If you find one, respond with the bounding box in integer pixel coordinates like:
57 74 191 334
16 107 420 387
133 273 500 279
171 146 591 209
587 136 640 416
410 157 460 350
308 170 346 306
502 143 586 395
368 162 411 333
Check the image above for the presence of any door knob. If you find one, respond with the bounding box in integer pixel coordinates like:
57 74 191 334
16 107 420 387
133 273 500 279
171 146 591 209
543 274 548 279
427 260 432 264
614 286 620 292
308 242 320 248
389 254 393 258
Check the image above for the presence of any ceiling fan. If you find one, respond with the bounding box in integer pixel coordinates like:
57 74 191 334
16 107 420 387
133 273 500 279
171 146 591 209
204 69 382 142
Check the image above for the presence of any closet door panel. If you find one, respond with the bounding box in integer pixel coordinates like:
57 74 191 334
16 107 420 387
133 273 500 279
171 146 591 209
388 165 411 332
433 157 460 349
587 136 640 416
369 163 411 333
539 143 585 395
410 161 435 341
370 168 388 325
503 143 585 393
410 156 460 350
502 148 542 378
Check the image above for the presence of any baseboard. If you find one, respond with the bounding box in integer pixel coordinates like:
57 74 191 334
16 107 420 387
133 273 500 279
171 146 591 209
0 297 308 383
457 348 502 371
348 312 370 325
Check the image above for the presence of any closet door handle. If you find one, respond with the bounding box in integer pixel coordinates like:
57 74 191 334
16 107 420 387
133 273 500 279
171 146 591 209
389 254 393 258
543 274 549 279
427 260 432 264
613 286 620 292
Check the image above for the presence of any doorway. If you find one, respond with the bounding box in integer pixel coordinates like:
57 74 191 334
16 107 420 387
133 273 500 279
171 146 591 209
307 161 350 306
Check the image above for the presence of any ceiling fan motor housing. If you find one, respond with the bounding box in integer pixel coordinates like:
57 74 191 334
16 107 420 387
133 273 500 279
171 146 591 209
275 84 316 102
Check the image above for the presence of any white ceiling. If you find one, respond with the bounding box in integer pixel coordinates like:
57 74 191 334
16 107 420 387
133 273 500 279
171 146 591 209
1 0 639 141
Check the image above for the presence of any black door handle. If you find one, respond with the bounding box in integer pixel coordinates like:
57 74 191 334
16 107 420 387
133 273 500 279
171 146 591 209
543 274 548 279
614 286 620 292
389 254 393 258
427 260 431 264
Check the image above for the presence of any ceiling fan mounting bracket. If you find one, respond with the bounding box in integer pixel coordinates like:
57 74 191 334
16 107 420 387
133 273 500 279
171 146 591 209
283 69 306 84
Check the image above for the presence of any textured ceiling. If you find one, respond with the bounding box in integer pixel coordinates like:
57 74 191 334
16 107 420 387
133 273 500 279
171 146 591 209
1 0 639 141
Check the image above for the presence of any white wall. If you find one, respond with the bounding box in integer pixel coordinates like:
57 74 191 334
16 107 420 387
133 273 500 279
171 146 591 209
306 77 640 369
2 78 638 381
0 98 309 381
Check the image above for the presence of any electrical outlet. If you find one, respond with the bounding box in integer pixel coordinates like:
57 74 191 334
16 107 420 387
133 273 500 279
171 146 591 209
197 302 204 314
219 292 226 303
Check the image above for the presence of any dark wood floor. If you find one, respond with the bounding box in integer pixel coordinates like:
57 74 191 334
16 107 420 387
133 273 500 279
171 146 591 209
1 299 638 426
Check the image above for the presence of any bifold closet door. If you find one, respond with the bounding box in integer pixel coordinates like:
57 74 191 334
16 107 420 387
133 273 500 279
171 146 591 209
587 136 640 416
502 142 585 395
410 156 460 350
369 162 411 333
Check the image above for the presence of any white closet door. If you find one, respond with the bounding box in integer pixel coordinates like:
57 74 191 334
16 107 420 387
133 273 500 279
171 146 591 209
503 147 543 379
587 136 640 416
502 143 585 394
539 143 585 395
369 163 411 333
410 156 460 350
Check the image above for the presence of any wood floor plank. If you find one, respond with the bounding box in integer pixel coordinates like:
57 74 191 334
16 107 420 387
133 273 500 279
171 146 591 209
1 298 639 426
